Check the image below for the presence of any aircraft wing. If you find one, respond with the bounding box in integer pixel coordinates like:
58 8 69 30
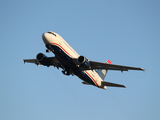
90 60 144 72
24 57 61 68
72 58 144 72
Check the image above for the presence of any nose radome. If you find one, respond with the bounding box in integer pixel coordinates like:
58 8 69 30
42 33 50 44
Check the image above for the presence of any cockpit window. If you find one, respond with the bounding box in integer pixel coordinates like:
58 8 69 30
48 31 52 34
47 31 56 36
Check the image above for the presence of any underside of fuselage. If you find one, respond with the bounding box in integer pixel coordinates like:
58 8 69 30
45 44 97 86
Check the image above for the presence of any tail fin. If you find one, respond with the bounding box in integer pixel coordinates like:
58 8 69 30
95 60 112 80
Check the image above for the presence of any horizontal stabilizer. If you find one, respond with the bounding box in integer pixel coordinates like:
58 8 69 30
82 82 91 85
102 81 126 88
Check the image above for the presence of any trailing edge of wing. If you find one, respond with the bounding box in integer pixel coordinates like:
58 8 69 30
101 81 126 88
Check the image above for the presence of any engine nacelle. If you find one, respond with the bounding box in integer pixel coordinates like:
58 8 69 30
36 53 51 66
77 56 91 69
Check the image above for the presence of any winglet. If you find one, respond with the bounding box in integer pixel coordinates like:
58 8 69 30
106 60 112 64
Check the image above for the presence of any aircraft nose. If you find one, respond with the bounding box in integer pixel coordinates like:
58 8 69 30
42 33 50 44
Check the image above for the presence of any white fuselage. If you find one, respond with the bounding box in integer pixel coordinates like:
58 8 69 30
42 32 106 89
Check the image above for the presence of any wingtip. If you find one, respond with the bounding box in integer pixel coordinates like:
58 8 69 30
139 67 146 72
121 85 126 88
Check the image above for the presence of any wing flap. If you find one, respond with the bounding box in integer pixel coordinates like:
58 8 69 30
102 81 126 88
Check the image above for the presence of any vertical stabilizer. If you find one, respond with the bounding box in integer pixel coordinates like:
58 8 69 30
96 60 112 80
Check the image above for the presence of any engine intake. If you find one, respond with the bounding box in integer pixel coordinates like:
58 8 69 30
78 56 85 64
36 53 51 66
77 56 91 70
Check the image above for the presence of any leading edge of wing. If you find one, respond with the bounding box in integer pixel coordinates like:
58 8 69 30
102 81 126 88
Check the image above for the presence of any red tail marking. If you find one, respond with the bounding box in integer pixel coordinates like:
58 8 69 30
107 60 112 64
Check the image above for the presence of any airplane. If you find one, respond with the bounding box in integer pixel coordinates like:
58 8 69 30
24 31 145 90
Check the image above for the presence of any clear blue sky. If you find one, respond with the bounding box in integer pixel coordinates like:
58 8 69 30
0 0 160 120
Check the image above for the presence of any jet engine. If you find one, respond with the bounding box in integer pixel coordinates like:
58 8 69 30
77 56 91 70
36 53 51 66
